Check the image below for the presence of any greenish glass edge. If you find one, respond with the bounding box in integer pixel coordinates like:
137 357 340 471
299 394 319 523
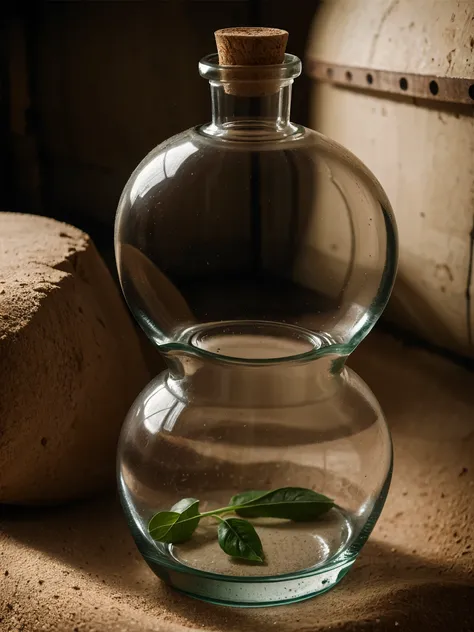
171 578 345 608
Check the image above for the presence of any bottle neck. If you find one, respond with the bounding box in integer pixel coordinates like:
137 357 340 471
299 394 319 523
198 53 302 139
163 351 343 408
204 81 298 139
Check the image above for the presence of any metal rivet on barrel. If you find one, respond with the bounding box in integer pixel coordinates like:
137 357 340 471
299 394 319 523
429 80 439 95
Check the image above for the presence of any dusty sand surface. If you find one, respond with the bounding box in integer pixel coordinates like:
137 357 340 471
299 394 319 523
1 332 473 631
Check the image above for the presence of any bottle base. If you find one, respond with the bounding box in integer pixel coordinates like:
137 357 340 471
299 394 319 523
139 534 356 607
122 496 362 606
165 560 356 607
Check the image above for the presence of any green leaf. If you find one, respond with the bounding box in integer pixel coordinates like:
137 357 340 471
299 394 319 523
217 518 264 563
230 490 267 506
148 498 200 544
231 487 334 521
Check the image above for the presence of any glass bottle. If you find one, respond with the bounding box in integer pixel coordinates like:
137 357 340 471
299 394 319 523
115 28 397 606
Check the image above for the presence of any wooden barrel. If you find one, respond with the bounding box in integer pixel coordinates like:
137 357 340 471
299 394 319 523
307 0 474 358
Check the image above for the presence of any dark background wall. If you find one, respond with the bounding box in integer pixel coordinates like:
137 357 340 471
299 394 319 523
1 1 316 253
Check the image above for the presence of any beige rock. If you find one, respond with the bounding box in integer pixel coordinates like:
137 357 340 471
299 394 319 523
0 212 151 504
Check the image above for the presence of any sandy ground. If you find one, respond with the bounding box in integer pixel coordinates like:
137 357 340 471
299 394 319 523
1 331 473 631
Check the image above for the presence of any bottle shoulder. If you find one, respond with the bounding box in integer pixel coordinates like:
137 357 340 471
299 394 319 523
124 124 395 221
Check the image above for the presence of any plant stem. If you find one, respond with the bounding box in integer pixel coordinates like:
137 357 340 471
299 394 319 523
160 504 241 528
212 514 226 523
197 505 240 519
186 505 242 523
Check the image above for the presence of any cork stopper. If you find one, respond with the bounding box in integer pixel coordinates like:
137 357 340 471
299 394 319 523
215 27 288 66
214 27 289 96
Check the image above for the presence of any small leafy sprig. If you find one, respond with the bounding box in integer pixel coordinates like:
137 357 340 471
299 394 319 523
148 487 334 563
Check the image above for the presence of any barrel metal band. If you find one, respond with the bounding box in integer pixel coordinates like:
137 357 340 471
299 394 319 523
307 59 474 106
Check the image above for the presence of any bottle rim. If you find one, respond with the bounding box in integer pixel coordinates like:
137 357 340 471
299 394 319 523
198 53 302 84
